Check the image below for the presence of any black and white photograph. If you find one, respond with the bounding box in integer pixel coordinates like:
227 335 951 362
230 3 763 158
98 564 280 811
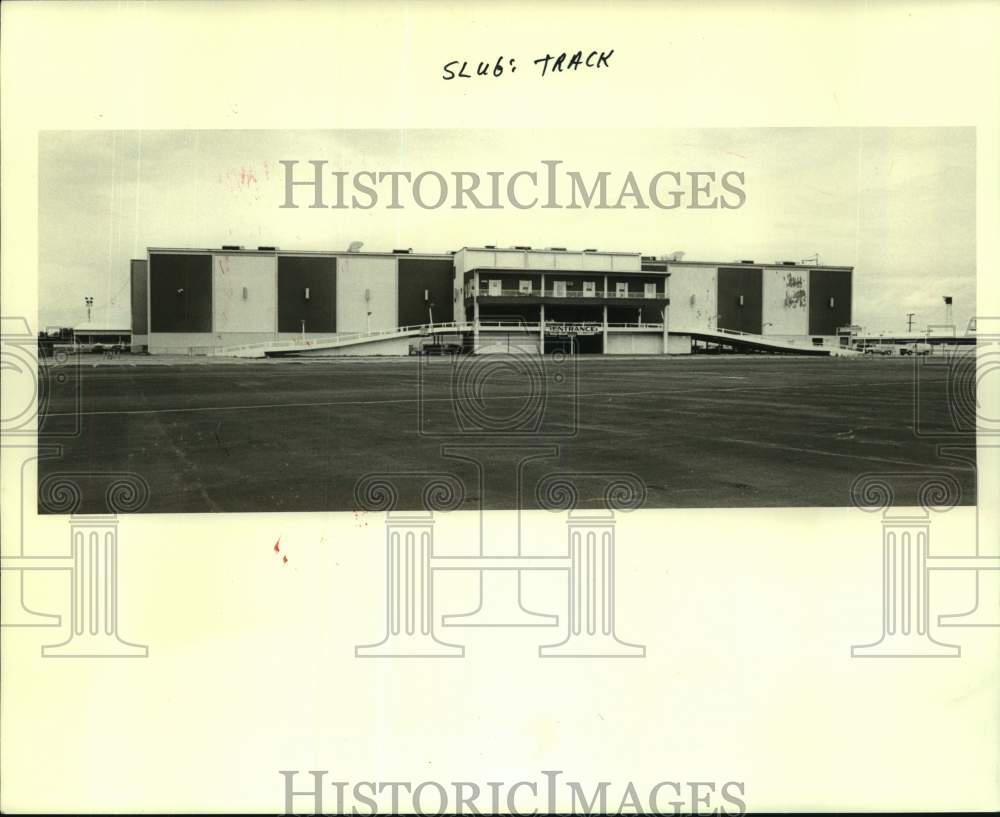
35 127 978 513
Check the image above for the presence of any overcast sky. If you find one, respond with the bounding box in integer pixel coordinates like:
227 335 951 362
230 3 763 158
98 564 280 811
38 128 975 334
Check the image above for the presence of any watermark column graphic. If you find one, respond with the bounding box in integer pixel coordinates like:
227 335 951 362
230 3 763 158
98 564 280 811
1 317 78 625
355 336 648 658
3 449 64 627
1 316 149 658
850 473 963 657
937 445 1000 627
852 317 1000 657
916 318 1000 627
535 474 647 658
354 474 466 657
930 318 1000 626
34 475 150 657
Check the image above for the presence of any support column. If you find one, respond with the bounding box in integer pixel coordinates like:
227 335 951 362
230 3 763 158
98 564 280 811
852 510 959 657
356 511 462 657
473 271 480 353
43 516 148 657
602 305 609 355
663 275 670 354
541 509 645 657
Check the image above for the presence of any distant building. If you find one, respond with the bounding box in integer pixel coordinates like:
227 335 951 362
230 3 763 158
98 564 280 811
130 245 854 355
71 323 131 350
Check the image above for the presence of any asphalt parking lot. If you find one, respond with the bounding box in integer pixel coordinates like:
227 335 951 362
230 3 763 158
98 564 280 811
38 354 976 513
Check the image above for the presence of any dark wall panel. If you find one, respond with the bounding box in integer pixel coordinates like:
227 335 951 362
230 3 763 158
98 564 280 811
809 269 852 335
278 256 337 332
717 266 763 334
397 258 454 327
130 259 148 334
608 305 665 323
149 253 213 332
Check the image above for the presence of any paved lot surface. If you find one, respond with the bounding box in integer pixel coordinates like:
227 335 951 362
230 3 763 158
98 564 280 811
38 354 976 512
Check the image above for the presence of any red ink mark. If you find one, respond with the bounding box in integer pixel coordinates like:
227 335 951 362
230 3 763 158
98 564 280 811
282 555 288 565
274 538 281 553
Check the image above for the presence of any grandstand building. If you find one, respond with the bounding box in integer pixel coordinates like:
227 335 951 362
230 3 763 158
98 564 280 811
130 245 853 356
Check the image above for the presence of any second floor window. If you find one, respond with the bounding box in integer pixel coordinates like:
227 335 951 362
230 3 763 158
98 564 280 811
583 281 596 297
488 279 502 296
519 280 533 295
616 282 628 298
553 281 568 297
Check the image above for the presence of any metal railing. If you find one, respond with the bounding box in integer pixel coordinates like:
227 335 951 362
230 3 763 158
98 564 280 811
472 288 662 299
476 321 665 331
208 319 672 357
210 321 469 356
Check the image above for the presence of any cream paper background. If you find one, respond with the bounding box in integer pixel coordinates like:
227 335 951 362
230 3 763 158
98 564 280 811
2 1 999 813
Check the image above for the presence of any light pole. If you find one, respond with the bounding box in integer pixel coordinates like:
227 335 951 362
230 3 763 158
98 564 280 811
84 296 93 323
906 312 915 333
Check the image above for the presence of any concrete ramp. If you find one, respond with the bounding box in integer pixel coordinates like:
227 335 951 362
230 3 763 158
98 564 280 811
211 322 466 358
688 328 852 356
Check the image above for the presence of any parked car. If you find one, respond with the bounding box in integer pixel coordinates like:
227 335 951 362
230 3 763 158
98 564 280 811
863 345 894 356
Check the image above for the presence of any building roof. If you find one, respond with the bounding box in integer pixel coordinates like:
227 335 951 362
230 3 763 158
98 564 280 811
143 246 853 270
147 246 454 260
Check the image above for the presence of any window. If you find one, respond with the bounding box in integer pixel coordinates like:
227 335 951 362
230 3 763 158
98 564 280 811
616 282 628 298
488 279 502 296
583 281 596 297
828 297 836 308
553 281 567 298
644 283 657 299
519 280 532 295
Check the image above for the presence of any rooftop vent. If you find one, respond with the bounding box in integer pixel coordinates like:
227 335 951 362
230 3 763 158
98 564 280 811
392 248 412 254
484 245 497 249
548 246 567 251
740 259 755 264
583 248 598 253
258 245 278 251
514 245 532 250
781 261 796 266
222 245 244 251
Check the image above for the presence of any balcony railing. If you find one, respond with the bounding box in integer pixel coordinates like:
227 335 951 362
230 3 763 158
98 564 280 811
470 288 663 299
476 320 665 331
